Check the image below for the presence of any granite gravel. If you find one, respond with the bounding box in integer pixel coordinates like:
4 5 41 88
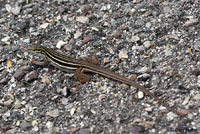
0 0 200 134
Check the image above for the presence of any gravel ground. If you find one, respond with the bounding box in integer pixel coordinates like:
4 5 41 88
0 0 200 134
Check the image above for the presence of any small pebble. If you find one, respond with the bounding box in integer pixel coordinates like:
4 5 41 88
14 69 25 81
20 121 32 130
138 67 148 73
194 40 200 51
128 74 137 81
11 45 20 52
137 73 150 81
113 30 121 39
70 107 76 116
184 18 198 27
56 86 68 96
110 18 117 26
79 128 91 134
107 47 115 54
187 113 193 119
5 4 12 13
20 65 32 72
81 5 90 14
182 96 190 105
23 38 30 43
56 40 67 49
65 103 74 110
0 18 5 23
137 91 144 99
1 36 10 42
81 35 93 44
164 48 172 56
0 78 9 85
129 35 140 42
39 23 49 29
25 70 37 82
4 128 16 134
31 32 40 36
76 16 89 24
101 5 111 11
145 107 153 112
143 41 151 48
11 3 21 15
145 22 151 29
17 21 29 31
65 39 74 50
141 121 155 128
61 98 68 105
130 125 142 134
191 68 200 76
74 31 82 39
46 109 60 117
193 94 200 100
46 121 54 129
151 75 160 86
166 112 177 121
58 6 67 14
119 49 128 59
129 8 136 15
1 70 8 78
41 75 51 84
163 6 171 13
2 93 14 106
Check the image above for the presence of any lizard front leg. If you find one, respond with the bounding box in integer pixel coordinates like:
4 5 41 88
81 49 99 65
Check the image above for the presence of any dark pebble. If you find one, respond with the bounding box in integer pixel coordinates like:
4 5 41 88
176 120 190 131
58 6 68 14
9 111 21 120
79 128 91 134
17 21 29 31
137 74 150 81
191 69 200 76
20 121 32 130
14 69 25 81
177 85 190 93
0 78 9 85
130 125 144 134
25 70 37 82
81 35 93 44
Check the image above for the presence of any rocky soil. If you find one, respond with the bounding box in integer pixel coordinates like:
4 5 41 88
0 0 200 134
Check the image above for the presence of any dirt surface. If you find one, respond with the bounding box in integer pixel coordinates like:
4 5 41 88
0 0 200 134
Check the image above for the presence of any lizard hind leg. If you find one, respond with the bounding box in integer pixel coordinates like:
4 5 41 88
72 67 91 87
81 48 99 65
